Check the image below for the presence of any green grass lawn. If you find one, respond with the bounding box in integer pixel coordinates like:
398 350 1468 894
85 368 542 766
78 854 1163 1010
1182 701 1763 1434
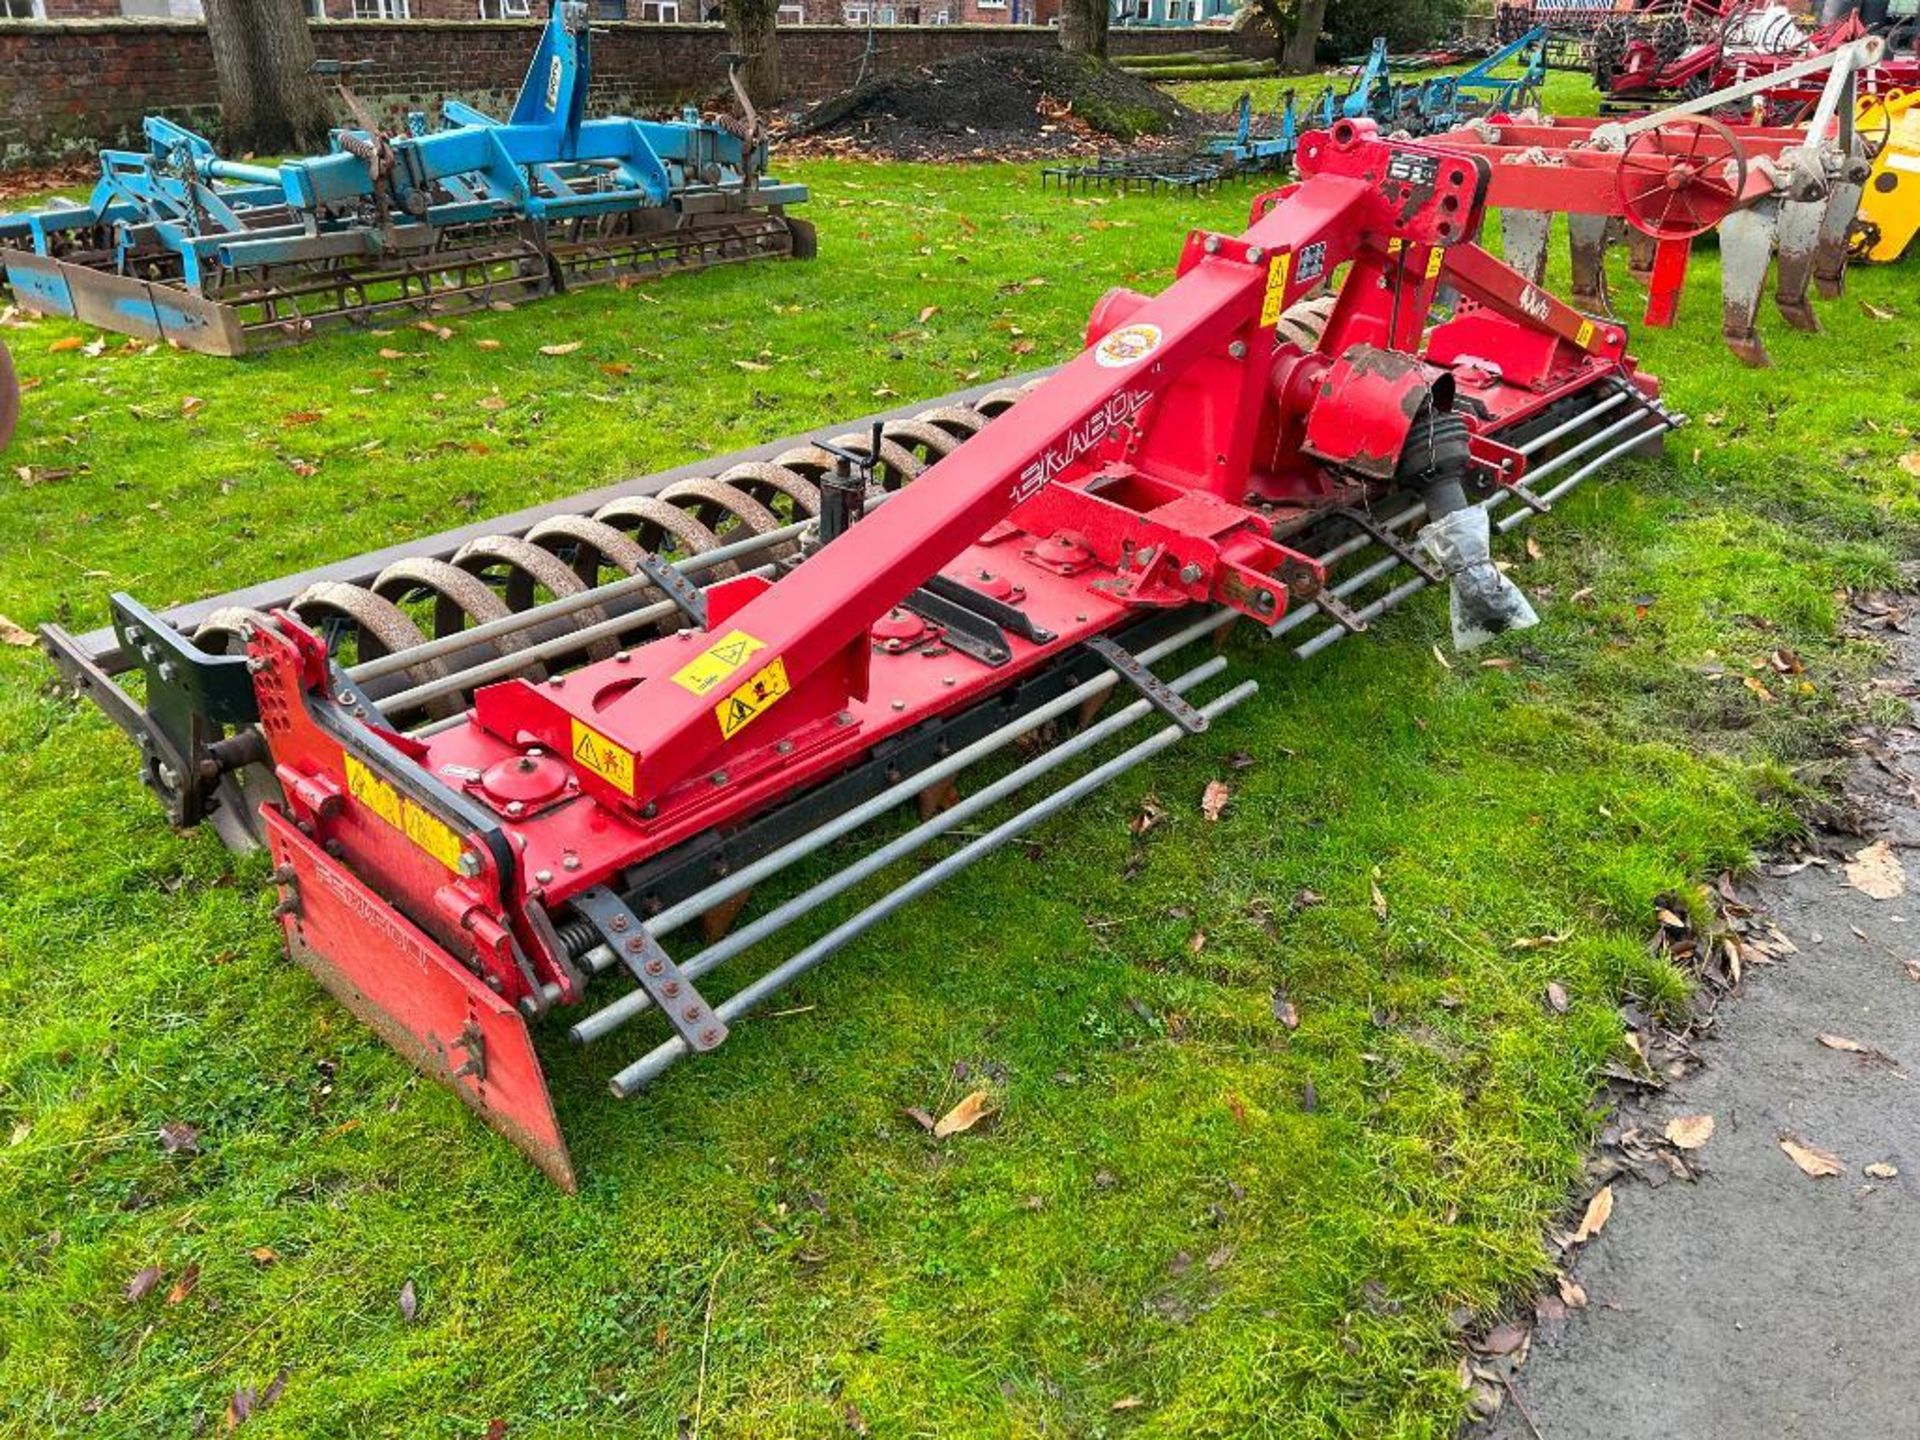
1 146 1916 1440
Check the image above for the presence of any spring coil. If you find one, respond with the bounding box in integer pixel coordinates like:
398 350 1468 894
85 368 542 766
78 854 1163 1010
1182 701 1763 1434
192 383 1043 719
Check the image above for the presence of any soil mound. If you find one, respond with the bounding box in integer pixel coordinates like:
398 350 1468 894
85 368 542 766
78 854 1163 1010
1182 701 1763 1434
788 50 1201 161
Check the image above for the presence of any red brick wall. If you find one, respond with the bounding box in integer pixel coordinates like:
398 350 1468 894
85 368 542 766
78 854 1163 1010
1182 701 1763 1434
0 19 1268 168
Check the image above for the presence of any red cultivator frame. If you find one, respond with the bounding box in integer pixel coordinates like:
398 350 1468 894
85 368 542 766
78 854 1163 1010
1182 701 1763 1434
1431 35 1883 365
48 121 1681 1188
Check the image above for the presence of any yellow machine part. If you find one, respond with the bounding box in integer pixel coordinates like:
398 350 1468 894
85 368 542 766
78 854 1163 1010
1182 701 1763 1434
1853 89 1920 264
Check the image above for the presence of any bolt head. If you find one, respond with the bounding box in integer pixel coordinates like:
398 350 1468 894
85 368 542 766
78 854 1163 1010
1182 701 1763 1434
458 851 482 877
534 868 553 884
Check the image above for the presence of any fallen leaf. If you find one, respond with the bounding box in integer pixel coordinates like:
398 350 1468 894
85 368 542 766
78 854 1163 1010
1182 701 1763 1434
475 338 503 351
1572 1184 1613 1242
1110 1396 1145 1411
1477 1320 1528 1356
1844 841 1906 901
1480 656 1516 670
600 362 632 377
1370 873 1388 922
125 1265 163 1303
1556 1273 1587 1308
477 395 508 412
166 1263 200 1306
932 1089 994 1138
1901 452 1920 479
1512 932 1568 951
376 347 411 360
1525 535 1543 561
1431 644 1453 670
483 1423 508 1440
49 336 85 353
1865 1161 1899 1180
279 410 323 427
1664 1114 1715 1150
180 395 204 416
1271 988 1300 1029
1779 1134 1844 1178
902 1106 936 1132
1200 780 1231 822
1223 1091 1248 1128
732 359 770 372
1861 300 1897 320
398 1279 418 1322
1544 981 1570 1014
0 615 36 647
1818 1032 1869 1054
538 342 582 356
918 305 940 323
249 1246 279 1267
1742 674 1775 702
157 1120 200 1154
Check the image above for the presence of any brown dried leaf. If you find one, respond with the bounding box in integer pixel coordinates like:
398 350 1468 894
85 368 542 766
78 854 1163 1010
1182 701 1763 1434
1572 1184 1614 1242
0 615 36 648
1664 1114 1715 1150
1525 535 1543 561
1901 452 1920 479
1861 300 1897 321
49 335 86 353
732 358 770 372
1477 1320 1529 1356
1544 981 1570 1014
1556 1273 1587 1309
1779 1134 1844 1178
599 362 632 377
1818 1032 1869 1054
1110 1396 1145 1411
248 1246 279 1267
1844 841 1906 901
125 1265 163 1303
180 395 204 416
1431 644 1453 670
1511 932 1568 951
932 1089 993 1139
1865 1161 1899 1180
1370 873 1388 922
1743 674 1776 702
1480 656 1516 670
477 395 508 412
538 342 582 357
166 1263 200 1306
398 1279 418 1322
902 1106 936 1132
1271 988 1300 1030
157 1120 199 1154
1200 780 1231 823
917 305 940 324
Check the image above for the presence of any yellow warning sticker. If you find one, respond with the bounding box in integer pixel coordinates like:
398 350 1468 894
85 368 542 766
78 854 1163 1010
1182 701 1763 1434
1424 246 1445 281
571 719 637 796
344 754 403 828
670 628 768 697
343 753 466 872
1574 318 1596 350
715 657 790 741
1259 252 1294 329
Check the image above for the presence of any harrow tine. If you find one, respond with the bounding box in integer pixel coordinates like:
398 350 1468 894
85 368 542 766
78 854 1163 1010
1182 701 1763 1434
569 645 1235 1047
604 679 1260 1099
1810 174 1864 300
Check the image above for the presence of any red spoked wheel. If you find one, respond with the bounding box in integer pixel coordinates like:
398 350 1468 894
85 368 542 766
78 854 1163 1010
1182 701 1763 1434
0 340 18 457
1614 116 1749 240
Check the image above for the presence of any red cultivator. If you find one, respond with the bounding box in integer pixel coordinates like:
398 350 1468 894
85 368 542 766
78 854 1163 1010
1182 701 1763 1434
47 120 1681 1188
1431 35 1883 365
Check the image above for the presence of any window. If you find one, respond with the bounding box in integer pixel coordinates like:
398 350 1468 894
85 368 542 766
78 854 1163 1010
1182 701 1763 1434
777 1 804 18
352 0 410 16
478 0 531 15
877 3 893 18
120 0 204 14
304 0 327 17
0 0 46 18
1134 0 1150 18
930 5 950 19
843 1 867 18
1166 0 1185 18
977 0 1006 8
595 0 628 13
638 0 677 16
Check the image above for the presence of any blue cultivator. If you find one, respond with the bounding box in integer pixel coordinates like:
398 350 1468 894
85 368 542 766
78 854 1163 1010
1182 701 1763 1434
0 4 811 356
1338 27 1549 136
1202 90 1306 174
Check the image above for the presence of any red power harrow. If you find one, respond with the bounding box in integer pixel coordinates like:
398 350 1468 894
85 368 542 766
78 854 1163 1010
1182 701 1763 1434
47 121 1682 1189
1431 34 1883 366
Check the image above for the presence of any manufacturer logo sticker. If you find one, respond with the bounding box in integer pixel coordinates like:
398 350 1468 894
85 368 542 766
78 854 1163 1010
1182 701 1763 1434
1011 388 1151 506
1093 322 1163 369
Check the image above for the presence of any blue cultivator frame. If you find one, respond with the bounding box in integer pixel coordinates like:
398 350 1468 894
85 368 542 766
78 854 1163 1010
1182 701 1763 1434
1339 27 1549 135
0 4 812 355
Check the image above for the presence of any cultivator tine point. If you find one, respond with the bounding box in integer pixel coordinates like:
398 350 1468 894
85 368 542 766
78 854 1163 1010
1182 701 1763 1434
1771 197 1828 332
1566 213 1615 316
1718 201 1779 366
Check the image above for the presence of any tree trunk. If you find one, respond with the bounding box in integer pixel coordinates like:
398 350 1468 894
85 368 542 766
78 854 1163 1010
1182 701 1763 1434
1281 0 1326 71
722 0 785 107
203 0 334 155
1059 0 1110 60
